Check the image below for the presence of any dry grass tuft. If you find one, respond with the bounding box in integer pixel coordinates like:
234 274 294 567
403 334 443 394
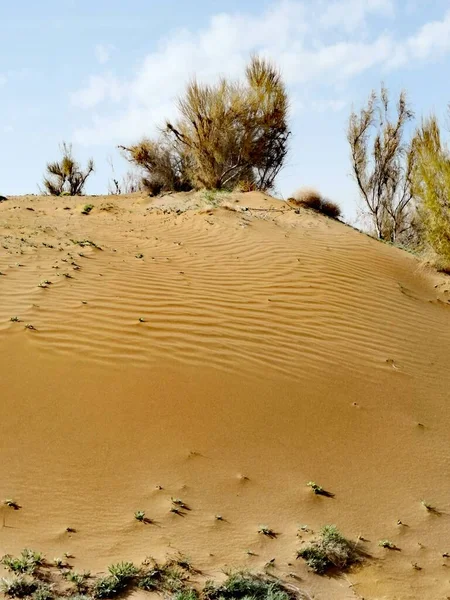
289 187 342 219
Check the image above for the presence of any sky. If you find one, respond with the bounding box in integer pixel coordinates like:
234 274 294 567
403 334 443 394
1 0 450 221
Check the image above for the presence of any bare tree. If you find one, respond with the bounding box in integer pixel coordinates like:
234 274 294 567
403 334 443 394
42 142 94 196
347 86 415 242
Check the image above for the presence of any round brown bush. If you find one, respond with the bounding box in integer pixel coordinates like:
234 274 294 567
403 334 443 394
289 187 342 219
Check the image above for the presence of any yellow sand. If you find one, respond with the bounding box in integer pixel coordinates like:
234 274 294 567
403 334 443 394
1 191 450 600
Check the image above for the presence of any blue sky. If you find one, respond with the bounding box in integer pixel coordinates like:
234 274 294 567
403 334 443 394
1 0 450 221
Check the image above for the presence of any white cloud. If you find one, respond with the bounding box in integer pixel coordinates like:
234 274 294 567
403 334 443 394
95 44 113 65
71 1 450 146
70 73 124 109
318 0 394 32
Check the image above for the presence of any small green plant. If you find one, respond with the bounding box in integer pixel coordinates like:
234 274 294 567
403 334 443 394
3 499 20 509
297 525 359 574
31 584 54 600
0 576 38 598
2 550 43 575
258 526 276 538
173 591 199 600
306 481 334 497
202 190 229 207
24 324 36 330
93 576 121 598
10 316 20 322
93 562 138 598
307 481 323 494
421 500 439 513
53 558 67 569
170 507 184 515
171 498 189 510
134 510 145 522
172 554 194 573
64 571 90 593
81 204 94 215
379 539 396 549
108 562 139 580
138 559 187 594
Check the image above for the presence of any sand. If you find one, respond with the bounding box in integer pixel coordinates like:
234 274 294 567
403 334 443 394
1 190 450 600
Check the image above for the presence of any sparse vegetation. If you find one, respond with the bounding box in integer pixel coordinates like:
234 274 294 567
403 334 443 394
119 135 192 196
31 584 54 600
258 526 276 538
64 571 90 593
203 571 292 600
0 576 38 598
134 510 145 522
306 481 335 497
3 499 20 509
171 498 189 510
81 204 94 215
138 558 187 594
2 549 43 575
307 481 323 494
289 188 342 219
93 562 138 598
379 539 396 549
0 550 310 600
297 525 359 574
42 143 94 196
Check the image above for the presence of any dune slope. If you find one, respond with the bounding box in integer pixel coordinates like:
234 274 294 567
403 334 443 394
1 191 450 600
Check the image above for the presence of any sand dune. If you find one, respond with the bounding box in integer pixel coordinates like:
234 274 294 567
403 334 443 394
1 191 450 599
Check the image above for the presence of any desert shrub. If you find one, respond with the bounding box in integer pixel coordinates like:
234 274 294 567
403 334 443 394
119 135 192 196
81 204 94 215
204 571 291 600
290 188 342 219
347 86 415 242
122 57 289 194
412 115 450 267
42 143 94 196
2 549 44 575
234 180 258 192
31 584 54 600
173 591 199 600
138 559 187 593
64 571 90 593
0 576 38 598
297 525 358 574
93 562 138 598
